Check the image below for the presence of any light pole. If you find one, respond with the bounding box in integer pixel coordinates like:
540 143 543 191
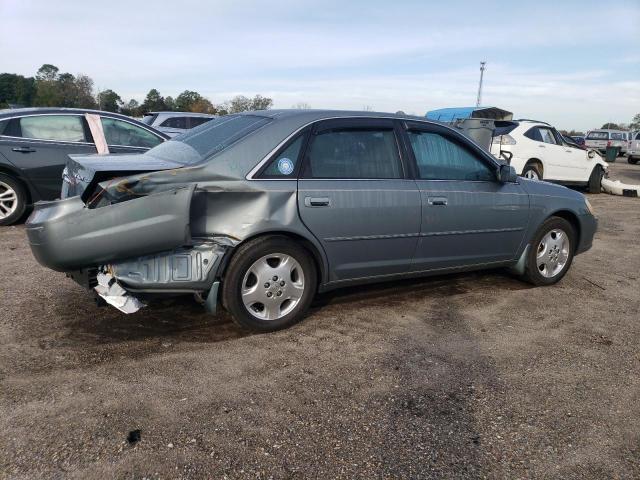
476 61 486 107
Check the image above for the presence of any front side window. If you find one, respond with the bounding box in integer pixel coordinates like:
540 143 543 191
100 117 163 148
408 131 495 182
304 129 402 179
18 115 87 142
260 135 305 178
539 128 557 145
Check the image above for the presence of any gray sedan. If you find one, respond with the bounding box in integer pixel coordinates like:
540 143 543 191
26 110 597 331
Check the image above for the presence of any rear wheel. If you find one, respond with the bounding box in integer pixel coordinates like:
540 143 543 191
0 174 27 226
523 217 575 286
587 165 603 194
522 163 542 181
222 236 317 332
628 157 638 165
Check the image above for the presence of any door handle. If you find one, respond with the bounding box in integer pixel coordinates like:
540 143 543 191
304 196 330 207
538 145 546 148
427 197 448 206
11 147 36 153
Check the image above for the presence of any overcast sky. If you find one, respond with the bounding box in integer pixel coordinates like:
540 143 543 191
1 0 639 131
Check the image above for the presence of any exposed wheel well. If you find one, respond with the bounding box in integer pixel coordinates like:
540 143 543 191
218 231 326 287
525 158 544 176
0 166 33 205
550 210 581 249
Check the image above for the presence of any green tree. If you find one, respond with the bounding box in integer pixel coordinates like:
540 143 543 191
141 88 166 112
225 94 273 113
121 99 141 117
34 63 61 106
74 74 97 108
98 89 122 112
601 122 620 130
57 72 77 107
164 96 175 111
0 73 36 108
630 114 640 130
175 90 204 111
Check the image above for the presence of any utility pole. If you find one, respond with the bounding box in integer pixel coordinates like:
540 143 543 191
476 61 486 107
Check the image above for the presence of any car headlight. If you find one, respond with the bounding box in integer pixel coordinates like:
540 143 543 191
585 198 595 216
588 150 595 158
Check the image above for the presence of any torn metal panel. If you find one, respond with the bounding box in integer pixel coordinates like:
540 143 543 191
26 185 195 271
94 272 145 314
110 240 236 292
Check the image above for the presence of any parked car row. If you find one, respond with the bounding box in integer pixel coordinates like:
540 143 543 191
141 111 216 137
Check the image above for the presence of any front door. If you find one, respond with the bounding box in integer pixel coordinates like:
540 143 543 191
403 124 529 271
297 118 421 282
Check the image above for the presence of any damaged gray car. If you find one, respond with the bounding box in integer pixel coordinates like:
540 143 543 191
26 110 598 331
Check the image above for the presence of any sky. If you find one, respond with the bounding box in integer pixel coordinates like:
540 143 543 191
1 0 639 131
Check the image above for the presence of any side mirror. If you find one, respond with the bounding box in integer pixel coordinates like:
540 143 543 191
498 164 518 183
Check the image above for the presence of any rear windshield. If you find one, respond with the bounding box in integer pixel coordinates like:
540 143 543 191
147 114 271 165
492 120 519 136
586 132 608 140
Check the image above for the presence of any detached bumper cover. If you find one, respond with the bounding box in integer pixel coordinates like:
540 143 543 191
26 185 195 272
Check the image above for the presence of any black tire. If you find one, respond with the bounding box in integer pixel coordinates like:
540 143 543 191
587 165 603 194
628 157 638 165
0 173 28 226
221 235 317 332
522 217 576 286
522 163 542 181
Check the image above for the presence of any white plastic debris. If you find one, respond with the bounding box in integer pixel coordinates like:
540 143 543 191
94 272 145 314
601 178 640 197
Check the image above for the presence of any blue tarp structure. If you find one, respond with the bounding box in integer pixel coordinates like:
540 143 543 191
426 106 513 122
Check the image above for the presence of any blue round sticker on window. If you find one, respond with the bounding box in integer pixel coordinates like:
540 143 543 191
277 157 294 175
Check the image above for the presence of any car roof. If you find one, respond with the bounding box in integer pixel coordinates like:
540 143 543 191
0 107 141 122
147 111 217 118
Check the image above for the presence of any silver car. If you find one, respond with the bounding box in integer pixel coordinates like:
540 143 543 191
27 110 597 331
141 111 216 137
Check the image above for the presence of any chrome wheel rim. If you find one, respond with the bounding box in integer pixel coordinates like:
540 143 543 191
0 181 18 219
536 228 570 278
524 169 540 180
241 253 305 321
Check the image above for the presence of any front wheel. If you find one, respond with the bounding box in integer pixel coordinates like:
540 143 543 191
221 236 317 332
522 217 575 286
587 165 603 194
628 157 638 165
522 164 542 181
0 174 28 226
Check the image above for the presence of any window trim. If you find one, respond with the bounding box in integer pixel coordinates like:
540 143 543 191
400 121 500 183
299 119 407 180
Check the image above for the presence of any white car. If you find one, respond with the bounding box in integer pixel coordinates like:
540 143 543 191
140 112 216 137
490 119 608 193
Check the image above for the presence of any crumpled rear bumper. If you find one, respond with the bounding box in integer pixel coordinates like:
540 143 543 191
26 185 195 272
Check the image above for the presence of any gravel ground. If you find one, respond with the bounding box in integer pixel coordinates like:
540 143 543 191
1 161 639 479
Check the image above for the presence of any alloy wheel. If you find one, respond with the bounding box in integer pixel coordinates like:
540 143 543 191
0 181 18 219
536 228 570 278
241 253 305 320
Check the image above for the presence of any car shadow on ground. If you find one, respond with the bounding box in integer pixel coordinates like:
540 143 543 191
61 268 530 348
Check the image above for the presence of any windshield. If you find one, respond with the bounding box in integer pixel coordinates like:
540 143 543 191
586 131 608 140
141 114 157 125
146 114 272 165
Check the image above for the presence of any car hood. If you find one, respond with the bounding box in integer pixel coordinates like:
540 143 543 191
61 153 184 199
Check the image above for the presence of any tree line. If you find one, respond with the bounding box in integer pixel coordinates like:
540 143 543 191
0 64 274 116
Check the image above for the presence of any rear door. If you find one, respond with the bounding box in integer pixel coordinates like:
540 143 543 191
297 118 421 282
0 114 96 200
403 122 529 271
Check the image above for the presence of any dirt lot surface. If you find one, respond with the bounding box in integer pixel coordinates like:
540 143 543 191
1 161 639 479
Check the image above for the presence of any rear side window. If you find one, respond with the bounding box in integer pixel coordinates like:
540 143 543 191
179 114 271 158
303 129 402 179
160 117 188 129
524 127 543 142
408 131 494 182
189 117 213 128
586 132 608 140
260 135 305 178
635 133 640 140
101 117 163 148
19 115 87 142
611 133 624 140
